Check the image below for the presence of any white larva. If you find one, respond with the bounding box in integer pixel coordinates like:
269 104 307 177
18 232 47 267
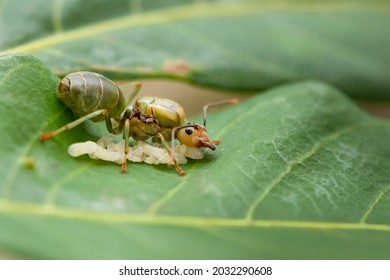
68 141 97 157
67 135 204 166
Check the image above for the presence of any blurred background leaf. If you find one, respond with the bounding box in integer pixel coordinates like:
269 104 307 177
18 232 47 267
0 54 389 259
0 0 389 99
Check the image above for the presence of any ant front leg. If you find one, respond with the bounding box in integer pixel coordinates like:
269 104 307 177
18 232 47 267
156 132 185 176
121 118 131 174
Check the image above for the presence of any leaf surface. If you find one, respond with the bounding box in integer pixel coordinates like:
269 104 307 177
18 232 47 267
0 54 390 259
1 0 390 99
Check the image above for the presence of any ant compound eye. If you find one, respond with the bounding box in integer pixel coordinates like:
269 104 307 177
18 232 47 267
185 128 193 135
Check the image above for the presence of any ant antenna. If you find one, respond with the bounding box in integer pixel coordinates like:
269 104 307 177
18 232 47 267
202 98 239 127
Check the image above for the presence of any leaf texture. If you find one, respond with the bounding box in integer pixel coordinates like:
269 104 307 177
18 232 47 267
0 54 389 259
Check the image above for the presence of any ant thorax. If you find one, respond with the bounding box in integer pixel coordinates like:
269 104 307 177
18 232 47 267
125 99 184 143
133 97 186 128
128 117 161 141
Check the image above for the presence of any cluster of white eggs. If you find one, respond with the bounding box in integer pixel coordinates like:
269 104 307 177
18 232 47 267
67 135 204 165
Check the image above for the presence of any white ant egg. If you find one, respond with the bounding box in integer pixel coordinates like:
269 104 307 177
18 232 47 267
68 135 204 166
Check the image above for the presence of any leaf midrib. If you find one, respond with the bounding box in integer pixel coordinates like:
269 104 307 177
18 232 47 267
1 1 388 54
0 199 389 232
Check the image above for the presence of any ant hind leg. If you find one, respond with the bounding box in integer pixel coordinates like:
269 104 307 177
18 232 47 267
39 109 108 141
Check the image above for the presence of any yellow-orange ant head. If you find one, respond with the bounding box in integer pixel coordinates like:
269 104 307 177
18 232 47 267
176 124 216 150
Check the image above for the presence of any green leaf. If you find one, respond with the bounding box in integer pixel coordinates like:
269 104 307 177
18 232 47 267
1 54 390 259
1 0 390 99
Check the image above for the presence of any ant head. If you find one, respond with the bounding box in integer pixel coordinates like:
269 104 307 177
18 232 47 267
58 78 70 94
57 77 73 106
172 99 239 151
176 124 216 150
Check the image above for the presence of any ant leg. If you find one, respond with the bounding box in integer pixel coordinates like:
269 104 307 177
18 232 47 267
39 109 108 141
104 114 123 134
121 119 131 174
122 82 142 106
156 132 184 176
104 116 114 134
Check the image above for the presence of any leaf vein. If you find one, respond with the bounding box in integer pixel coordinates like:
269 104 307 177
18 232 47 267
245 119 384 221
45 163 94 206
1 199 390 232
146 163 198 215
360 183 390 224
